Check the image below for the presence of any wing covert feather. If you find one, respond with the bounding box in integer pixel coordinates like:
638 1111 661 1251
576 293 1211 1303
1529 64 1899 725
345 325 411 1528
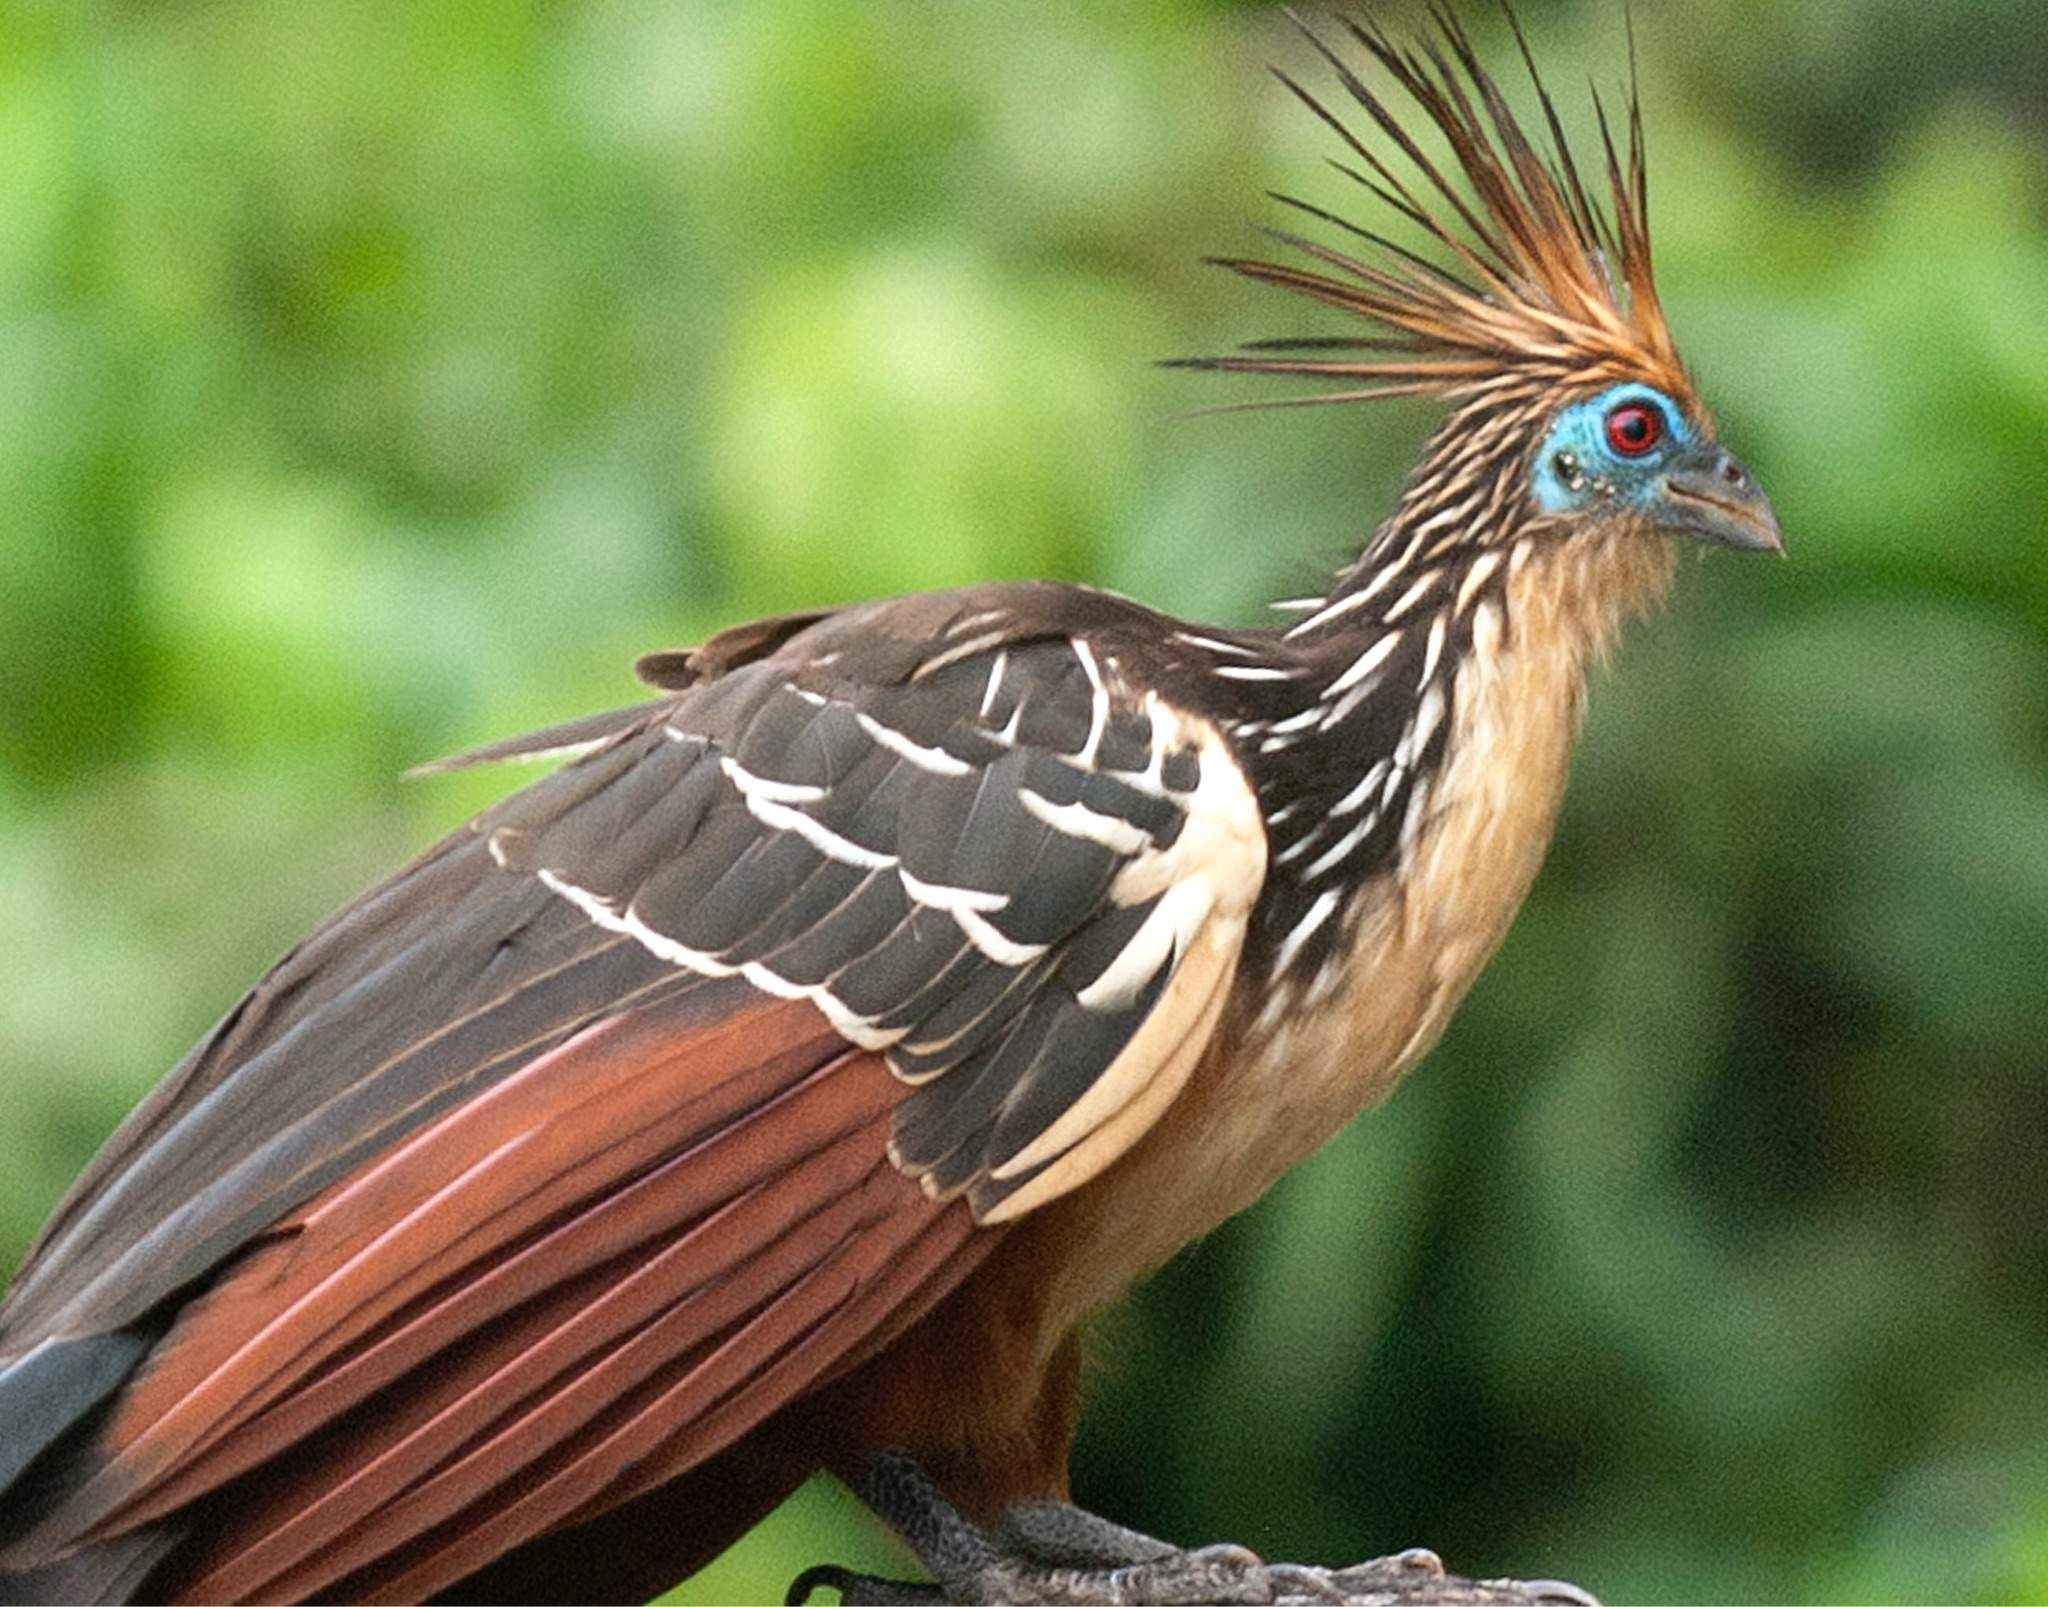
514 597 1270 1222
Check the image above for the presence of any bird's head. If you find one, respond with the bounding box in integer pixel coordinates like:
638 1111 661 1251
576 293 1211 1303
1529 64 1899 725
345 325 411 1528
1527 381 1781 554
1187 7 1783 564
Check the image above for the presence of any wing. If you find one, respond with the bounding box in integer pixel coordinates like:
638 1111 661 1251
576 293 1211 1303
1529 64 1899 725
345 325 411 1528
546 586 1269 1224
0 583 1267 1603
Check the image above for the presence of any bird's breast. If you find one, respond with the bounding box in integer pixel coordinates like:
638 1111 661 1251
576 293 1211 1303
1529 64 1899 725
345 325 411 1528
1251 625 1583 1161
959 541 1664 1376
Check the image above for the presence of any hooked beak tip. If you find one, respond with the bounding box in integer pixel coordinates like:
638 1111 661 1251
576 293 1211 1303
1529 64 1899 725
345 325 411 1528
1665 451 1784 557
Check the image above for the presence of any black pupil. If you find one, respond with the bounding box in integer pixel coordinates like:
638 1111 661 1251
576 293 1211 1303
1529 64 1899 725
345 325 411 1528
1619 411 1649 443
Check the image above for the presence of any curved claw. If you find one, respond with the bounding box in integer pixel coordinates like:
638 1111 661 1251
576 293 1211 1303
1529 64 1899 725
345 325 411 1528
786 1563 946 1606
1519 1580 1601 1606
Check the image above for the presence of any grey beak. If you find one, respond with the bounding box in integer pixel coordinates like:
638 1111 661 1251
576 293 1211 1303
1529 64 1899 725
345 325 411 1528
1663 448 1785 556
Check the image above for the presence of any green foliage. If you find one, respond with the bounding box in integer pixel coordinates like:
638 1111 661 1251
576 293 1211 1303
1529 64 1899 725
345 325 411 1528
2 2 2044 1602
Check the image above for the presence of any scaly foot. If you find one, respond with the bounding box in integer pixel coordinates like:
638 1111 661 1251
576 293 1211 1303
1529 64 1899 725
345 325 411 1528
786 1451 1599 1606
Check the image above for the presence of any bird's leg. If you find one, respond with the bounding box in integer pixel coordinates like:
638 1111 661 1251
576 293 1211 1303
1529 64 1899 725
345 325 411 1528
993 1499 1181 1569
788 1450 1604 1607
788 1449 1272 1605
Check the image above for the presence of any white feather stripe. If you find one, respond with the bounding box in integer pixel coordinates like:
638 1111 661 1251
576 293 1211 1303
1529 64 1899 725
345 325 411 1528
1471 596 1505 661
1172 631 1258 657
896 867 1007 914
1410 683 1447 756
950 903 1049 967
720 755 826 804
1071 638 1111 768
1398 780 1434 862
466 735 613 766
979 650 1009 719
1074 877 1212 1011
533 869 905 1050
1285 561 1404 637
1419 614 1448 689
984 913 1240 1207
855 711 971 777
736 960 909 1048
1110 691 1182 795
1318 674 1381 733
1456 549 1504 613
1304 814 1380 880
909 627 1010 679
741 793 897 870
1383 571 1440 621
1408 484 1484 538
1267 705 1325 736
1325 632 1400 697
947 608 1009 637
1273 830 1322 867
539 870 733 974
1334 759 1390 817
896 867 1043 964
1273 888 1340 976
1018 787 1152 855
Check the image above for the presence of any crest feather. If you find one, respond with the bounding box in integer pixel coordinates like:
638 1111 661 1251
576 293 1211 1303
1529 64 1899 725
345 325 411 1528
1180 5 1690 411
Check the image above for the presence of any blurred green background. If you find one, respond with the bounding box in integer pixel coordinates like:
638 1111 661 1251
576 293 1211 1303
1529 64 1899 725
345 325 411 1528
4 0 2047 1602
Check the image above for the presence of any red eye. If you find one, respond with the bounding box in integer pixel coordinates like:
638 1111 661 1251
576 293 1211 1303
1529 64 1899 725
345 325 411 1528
1605 401 1665 456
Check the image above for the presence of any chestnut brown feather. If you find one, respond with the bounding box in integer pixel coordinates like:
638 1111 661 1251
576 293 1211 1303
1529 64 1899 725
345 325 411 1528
78 991 987 1604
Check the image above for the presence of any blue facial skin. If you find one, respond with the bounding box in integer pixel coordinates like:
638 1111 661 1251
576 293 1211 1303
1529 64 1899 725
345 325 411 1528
1530 382 1700 517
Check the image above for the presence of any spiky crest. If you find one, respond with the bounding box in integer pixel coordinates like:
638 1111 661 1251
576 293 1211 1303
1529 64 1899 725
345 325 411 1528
1183 4 1692 414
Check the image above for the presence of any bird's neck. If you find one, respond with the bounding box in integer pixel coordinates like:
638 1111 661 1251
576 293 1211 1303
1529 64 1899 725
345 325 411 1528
1225 522 1678 993
1273 515 1680 727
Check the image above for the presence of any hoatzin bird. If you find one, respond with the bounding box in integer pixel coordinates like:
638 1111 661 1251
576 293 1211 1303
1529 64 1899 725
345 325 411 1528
0 11 1781 1606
